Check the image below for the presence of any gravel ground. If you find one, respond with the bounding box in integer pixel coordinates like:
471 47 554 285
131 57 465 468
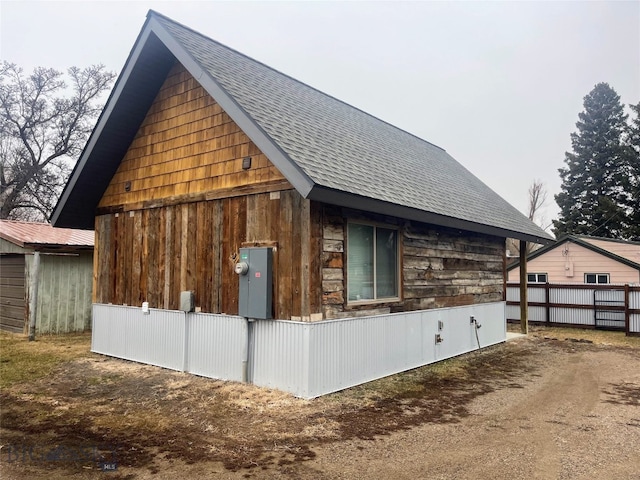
2 332 639 479
297 337 640 480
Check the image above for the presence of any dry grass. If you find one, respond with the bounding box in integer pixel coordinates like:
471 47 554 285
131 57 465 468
0 331 91 388
1 325 638 477
514 324 640 348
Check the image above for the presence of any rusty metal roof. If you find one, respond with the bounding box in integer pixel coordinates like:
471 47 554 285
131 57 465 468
0 220 94 249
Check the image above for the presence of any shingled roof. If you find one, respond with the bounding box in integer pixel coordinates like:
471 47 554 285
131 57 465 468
52 10 553 244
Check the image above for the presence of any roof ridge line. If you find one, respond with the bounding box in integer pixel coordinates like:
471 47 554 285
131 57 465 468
574 234 640 246
147 9 447 153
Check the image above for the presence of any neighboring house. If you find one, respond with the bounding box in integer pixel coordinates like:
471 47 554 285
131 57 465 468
0 220 94 334
507 235 640 285
50 11 552 397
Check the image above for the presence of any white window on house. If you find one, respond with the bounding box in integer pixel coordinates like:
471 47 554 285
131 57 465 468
347 223 399 302
527 273 548 283
585 273 610 284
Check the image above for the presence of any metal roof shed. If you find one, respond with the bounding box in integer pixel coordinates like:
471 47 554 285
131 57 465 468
0 220 94 334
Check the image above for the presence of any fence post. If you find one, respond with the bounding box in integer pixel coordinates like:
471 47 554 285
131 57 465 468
545 282 551 326
625 284 630 336
28 251 41 341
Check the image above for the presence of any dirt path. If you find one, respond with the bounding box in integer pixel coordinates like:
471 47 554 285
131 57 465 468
2 334 639 479
295 343 640 480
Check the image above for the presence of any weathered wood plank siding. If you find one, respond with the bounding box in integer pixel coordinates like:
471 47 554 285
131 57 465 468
0 255 26 332
92 59 504 322
320 205 505 319
94 191 323 319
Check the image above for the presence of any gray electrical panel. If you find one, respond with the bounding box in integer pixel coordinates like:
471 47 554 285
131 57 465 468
180 290 195 312
237 247 273 319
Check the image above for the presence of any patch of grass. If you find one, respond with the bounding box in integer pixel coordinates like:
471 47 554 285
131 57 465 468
324 344 499 406
0 331 91 388
527 326 640 348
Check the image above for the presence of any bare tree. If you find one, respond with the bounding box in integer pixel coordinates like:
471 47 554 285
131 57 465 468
507 179 550 257
527 179 548 224
0 62 115 220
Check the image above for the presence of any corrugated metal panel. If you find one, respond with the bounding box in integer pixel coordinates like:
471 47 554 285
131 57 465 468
506 285 520 302
527 306 546 322
253 302 506 399
631 291 640 334
528 287 546 303
506 284 545 303
505 304 545 322
92 304 186 371
550 287 593 305
550 307 594 326
187 313 246 382
629 290 640 309
252 320 309 396
0 220 93 248
91 303 512 398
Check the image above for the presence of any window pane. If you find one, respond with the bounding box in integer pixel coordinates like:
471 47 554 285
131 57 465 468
597 274 608 284
585 274 596 284
527 274 536 283
376 227 397 298
539 274 547 283
347 224 374 300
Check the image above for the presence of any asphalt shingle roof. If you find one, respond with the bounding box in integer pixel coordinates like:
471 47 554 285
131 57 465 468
52 10 553 244
156 13 550 242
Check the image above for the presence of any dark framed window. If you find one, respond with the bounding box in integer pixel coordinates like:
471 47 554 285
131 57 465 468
347 223 399 302
527 273 548 283
585 273 609 284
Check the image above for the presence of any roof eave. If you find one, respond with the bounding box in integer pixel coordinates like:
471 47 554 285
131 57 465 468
51 14 316 229
507 235 640 271
308 186 554 244
52 19 161 228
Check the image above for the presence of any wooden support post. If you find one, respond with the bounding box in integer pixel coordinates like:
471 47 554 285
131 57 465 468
519 240 528 334
28 251 41 341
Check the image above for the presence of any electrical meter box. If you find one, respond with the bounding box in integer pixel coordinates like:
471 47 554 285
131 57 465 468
237 247 273 319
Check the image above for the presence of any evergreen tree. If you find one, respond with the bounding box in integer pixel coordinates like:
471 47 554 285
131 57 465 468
553 83 629 239
623 102 640 240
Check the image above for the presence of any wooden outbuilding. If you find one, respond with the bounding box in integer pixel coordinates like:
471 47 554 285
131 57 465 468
0 220 94 334
50 11 553 396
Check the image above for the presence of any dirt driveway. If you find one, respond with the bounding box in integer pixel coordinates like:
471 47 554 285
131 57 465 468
1 327 639 479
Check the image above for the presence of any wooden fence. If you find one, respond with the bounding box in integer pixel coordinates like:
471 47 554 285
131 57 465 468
506 283 640 336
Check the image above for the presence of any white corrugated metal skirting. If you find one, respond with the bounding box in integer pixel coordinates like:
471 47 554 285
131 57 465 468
631 290 640 334
92 302 506 399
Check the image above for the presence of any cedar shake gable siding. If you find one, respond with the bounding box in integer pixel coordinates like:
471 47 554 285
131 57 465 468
98 63 288 211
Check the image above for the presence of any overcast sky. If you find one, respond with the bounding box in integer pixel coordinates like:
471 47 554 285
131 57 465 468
1 1 639 232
